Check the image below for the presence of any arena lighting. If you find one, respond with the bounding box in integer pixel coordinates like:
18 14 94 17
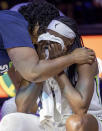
82 35 102 77
82 35 102 60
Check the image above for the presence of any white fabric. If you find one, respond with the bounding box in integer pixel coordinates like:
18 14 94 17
39 75 102 129
97 118 102 131
39 78 62 127
38 32 65 59
97 58 102 75
1 75 102 131
45 48 49 60
88 76 102 121
0 113 102 131
0 77 102 130
0 113 66 131
47 20 76 39
0 113 44 131
1 97 17 118
38 32 65 50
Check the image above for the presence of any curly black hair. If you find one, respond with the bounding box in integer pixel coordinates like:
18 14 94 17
19 0 60 35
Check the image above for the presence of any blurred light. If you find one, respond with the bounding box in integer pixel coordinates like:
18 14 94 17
82 35 102 59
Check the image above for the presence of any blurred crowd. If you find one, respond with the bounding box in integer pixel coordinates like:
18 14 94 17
0 0 102 24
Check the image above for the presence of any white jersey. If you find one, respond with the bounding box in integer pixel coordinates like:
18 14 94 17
60 75 102 121
88 76 102 120
0 75 102 131
37 75 102 130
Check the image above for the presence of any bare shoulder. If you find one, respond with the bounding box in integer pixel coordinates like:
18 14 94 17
77 60 98 77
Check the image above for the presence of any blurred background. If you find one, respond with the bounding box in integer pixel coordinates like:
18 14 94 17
0 0 102 25
0 0 102 71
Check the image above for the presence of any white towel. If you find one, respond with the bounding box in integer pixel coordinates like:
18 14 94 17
39 77 62 127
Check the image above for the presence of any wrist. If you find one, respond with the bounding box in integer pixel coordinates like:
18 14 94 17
68 53 75 64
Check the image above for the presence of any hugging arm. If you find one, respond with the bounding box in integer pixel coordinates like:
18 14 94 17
7 46 95 83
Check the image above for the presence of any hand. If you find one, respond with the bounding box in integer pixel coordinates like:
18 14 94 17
48 43 66 59
71 48 96 64
37 44 46 60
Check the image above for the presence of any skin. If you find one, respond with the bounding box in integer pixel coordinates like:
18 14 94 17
15 83 42 113
66 114 98 131
12 25 96 114
15 28 77 113
7 25 96 113
7 23 96 83
7 23 99 130
57 61 98 114
56 56 99 131
7 47 95 83
37 29 99 131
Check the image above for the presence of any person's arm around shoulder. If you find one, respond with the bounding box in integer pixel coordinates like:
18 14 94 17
7 47 95 83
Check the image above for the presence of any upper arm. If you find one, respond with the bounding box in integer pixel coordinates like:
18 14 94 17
7 47 39 81
0 12 40 81
0 12 34 49
76 61 98 107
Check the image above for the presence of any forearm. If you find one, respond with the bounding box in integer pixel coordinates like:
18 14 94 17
57 74 84 114
8 47 95 83
16 83 42 113
57 73 94 115
63 79 93 114
25 54 74 82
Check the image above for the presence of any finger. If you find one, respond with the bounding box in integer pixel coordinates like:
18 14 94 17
54 44 59 52
62 46 67 55
57 44 66 55
58 44 65 57
48 45 52 59
88 59 93 64
51 44 57 58
89 55 95 60
50 44 56 59
87 49 95 53
88 51 96 56
41 52 46 59
51 44 56 53
54 44 62 57
58 44 62 51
